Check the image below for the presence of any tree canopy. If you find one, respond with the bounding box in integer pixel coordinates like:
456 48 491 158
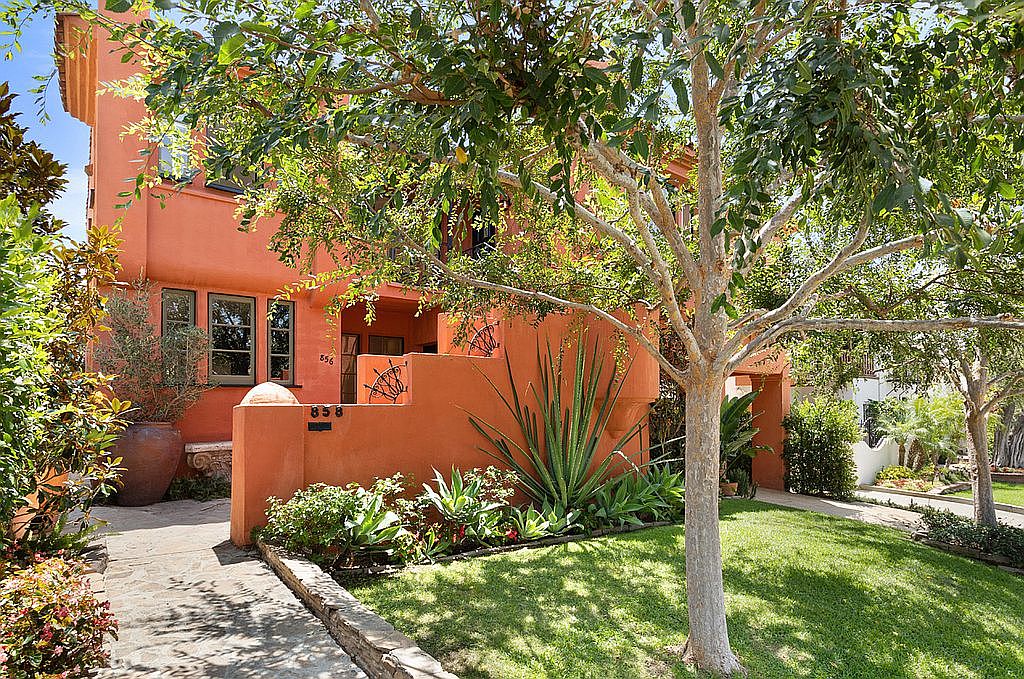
6 0 1024 672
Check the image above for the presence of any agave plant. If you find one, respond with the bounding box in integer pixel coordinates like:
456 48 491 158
469 343 642 513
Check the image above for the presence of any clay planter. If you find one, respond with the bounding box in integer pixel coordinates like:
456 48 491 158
113 422 183 506
720 481 739 497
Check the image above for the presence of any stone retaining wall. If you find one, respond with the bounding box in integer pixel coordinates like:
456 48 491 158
257 542 458 679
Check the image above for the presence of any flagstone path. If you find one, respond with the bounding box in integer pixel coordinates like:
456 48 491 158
89 499 365 679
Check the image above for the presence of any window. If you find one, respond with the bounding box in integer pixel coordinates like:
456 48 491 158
161 289 196 335
157 122 197 183
268 300 295 385
467 222 496 259
368 335 404 356
203 126 262 194
208 294 256 385
340 333 360 404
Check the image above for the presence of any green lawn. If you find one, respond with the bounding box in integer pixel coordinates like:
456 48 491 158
952 481 1024 507
347 500 1024 679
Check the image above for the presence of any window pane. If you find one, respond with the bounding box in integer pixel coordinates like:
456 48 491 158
212 325 252 351
212 351 251 377
341 334 360 354
211 299 252 327
369 335 404 356
162 290 194 324
269 303 291 329
209 295 255 382
342 373 357 404
270 355 291 382
270 329 290 354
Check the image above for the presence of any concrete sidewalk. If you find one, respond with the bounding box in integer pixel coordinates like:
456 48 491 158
855 488 1024 528
756 487 1024 529
89 499 365 679
754 488 923 532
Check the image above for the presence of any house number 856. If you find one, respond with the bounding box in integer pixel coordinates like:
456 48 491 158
319 354 334 365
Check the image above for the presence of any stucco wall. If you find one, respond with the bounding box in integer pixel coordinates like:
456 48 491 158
852 438 901 485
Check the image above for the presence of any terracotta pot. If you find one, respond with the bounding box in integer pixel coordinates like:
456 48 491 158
113 422 183 506
719 481 739 497
10 470 70 539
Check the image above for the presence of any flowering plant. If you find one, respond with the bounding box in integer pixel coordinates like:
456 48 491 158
0 557 117 679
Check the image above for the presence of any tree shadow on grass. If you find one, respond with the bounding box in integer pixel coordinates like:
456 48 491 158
349 501 1024 679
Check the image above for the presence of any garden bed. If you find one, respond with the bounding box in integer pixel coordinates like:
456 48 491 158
330 520 676 577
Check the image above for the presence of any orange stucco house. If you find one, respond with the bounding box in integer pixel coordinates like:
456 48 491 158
56 13 791 543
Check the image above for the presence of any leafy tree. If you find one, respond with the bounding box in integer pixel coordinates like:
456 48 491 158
0 83 67 233
8 0 1024 672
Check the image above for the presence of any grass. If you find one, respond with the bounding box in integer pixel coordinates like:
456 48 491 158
347 500 1024 679
951 481 1024 508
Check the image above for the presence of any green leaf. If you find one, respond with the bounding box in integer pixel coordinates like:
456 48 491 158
218 33 247 65
706 51 724 80
212 21 240 47
295 0 316 20
997 181 1016 199
681 0 696 28
611 81 628 110
629 57 643 91
671 78 689 114
104 0 132 11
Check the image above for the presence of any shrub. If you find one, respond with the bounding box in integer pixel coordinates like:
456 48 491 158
782 395 860 499
418 468 507 546
919 508 1024 566
589 466 685 528
258 483 407 568
163 476 231 502
0 197 127 554
93 278 212 423
0 557 117 679
875 465 916 482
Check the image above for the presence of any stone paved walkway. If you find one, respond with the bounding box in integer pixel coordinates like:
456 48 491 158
89 499 365 679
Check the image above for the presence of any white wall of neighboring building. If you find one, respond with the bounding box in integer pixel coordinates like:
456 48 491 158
838 374 908 425
852 438 901 485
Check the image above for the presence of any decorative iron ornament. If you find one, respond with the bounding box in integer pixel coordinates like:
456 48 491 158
365 359 409 403
468 320 501 357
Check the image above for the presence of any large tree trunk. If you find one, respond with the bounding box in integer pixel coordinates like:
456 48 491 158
993 402 1024 468
959 351 998 527
682 374 744 676
966 407 998 526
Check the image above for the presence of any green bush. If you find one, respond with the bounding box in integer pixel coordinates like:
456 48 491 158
875 465 917 482
782 396 860 499
419 468 507 547
919 508 1024 566
0 557 118 679
163 476 231 502
258 483 408 568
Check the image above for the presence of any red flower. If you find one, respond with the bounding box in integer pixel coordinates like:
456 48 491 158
506 529 519 542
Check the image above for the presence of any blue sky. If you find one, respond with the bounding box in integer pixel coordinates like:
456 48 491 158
2 12 90 242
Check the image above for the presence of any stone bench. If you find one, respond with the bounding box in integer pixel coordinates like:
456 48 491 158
185 441 232 480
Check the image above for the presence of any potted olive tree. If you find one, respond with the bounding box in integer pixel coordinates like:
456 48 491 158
95 280 211 505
